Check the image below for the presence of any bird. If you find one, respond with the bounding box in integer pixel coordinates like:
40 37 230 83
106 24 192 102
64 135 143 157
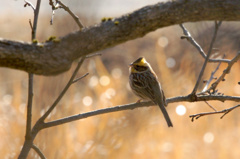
129 57 173 127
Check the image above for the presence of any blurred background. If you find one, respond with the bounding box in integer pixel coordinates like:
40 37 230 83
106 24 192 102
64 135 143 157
0 0 240 159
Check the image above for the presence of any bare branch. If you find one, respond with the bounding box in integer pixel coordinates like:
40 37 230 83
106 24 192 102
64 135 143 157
24 0 35 11
25 74 33 140
40 95 240 129
72 72 89 84
204 101 217 112
50 10 55 25
49 0 85 30
32 144 46 159
210 52 240 91
180 24 206 58
202 54 225 92
55 0 84 29
189 21 222 95
32 0 41 39
180 23 230 64
190 104 240 121
199 51 240 95
29 19 33 30
39 56 86 122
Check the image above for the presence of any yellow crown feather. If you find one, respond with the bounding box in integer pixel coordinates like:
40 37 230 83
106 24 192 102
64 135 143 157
133 57 148 66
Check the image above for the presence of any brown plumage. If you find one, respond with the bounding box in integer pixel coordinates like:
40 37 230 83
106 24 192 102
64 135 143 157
129 57 173 127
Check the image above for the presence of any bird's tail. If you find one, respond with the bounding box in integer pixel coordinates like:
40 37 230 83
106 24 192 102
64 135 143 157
157 101 173 127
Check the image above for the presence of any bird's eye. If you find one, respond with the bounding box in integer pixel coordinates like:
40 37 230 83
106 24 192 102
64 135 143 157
134 65 147 71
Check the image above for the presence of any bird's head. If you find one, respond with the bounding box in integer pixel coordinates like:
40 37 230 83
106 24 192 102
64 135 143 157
129 57 150 73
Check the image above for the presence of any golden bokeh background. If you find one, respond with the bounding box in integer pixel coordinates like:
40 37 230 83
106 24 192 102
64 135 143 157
0 1 240 159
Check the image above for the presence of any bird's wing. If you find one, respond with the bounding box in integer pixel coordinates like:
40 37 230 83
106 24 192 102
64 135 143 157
132 78 147 88
151 80 164 103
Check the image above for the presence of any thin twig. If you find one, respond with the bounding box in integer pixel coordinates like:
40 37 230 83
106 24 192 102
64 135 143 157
39 56 86 122
204 101 217 111
190 21 222 95
57 0 84 29
32 144 46 159
201 54 225 92
180 25 205 58
32 0 42 39
198 51 240 95
208 51 240 92
49 0 60 25
24 0 35 11
29 19 33 30
190 104 240 121
72 73 89 84
180 23 230 64
50 10 55 25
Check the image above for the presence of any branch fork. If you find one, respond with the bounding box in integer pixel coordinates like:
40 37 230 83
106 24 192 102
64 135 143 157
180 22 240 122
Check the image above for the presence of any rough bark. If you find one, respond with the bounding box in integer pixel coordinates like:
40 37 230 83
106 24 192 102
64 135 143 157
0 0 240 75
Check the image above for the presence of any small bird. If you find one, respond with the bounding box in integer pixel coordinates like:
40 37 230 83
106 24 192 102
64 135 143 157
129 57 173 127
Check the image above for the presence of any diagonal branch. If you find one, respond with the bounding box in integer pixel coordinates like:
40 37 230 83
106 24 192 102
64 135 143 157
198 51 240 95
19 56 88 159
180 23 229 63
1 0 240 75
57 0 84 29
39 56 86 122
209 51 240 92
202 54 225 92
185 21 222 95
204 101 217 112
49 0 84 29
32 144 46 159
72 72 89 84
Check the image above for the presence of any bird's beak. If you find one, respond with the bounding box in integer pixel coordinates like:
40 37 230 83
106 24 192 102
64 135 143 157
129 63 133 67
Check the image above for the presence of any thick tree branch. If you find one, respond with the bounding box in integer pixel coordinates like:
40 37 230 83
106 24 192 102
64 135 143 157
1 0 240 75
